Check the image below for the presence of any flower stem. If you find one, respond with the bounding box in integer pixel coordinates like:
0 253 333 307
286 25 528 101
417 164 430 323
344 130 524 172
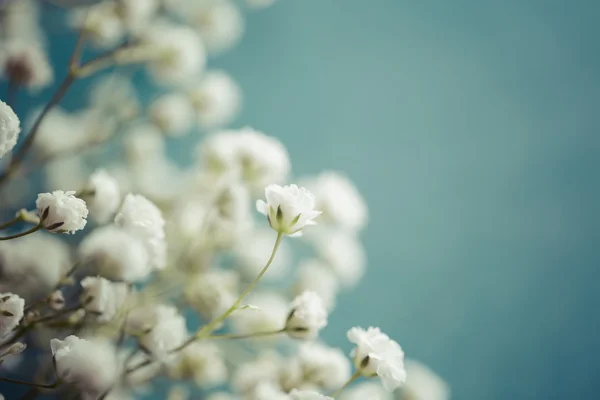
0 376 60 389
330 370 361 398
0 224 41 241
0 214 22 230
195 232 284 338
208 328 285 340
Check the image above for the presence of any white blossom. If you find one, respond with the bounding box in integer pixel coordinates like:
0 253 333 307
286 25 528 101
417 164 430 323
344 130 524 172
0 100 21 159
114 194 167 270
314 232 366 288
234 228 291 281
184 1 244 55
339 382 392 400
45 157 89 194
48 290 65 311
89 73 140 121
232 351 283 394
297 342 351 391
132 305 188 360
251 381 289 400
0 40 53 91
80 276 128 323
32 108 88 156
403 360 450 400
184 269 239 320
231 292 288 335
116 0 159 35
0 293 24 339
294 259 339 311
347 327 407 391
256 184 321 237
285 291 328 339
168 341 228 387
289 389 333 400
78 225 151 282
84 169 121 224
51 336 118 398
191 70 241 130
149 92 195 137
36 190 89 233
70 3 125 48
122 123 165 165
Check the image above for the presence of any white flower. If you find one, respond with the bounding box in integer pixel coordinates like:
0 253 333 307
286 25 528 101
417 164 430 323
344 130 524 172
251 381 289 400
116 0 159 35
234 228 291 281
144 23 206 86
89 73 140 121
403 360 450 400
191 70 241 130
231 292 288 336
289 389 333 400
0 293 24 339
78 225 151 282
256 184 321 236
36 190 89 233
0 100 21 159
70 3 125 48
339 382 392 400
232 351 283 394
285 291 328 339
314 232 366 288
80 276 128 323
122 123 165 165
32 108 88 156
0 40 53 91
303 172 368 233
51 336 118 398
48 290 65 311
133 305 188 360
168 341 227 387
149 92 195 137
45 157 89 194
184 269 239 320
114 194 166 270
184 1 244 55
297 342 351 390
347 327 407 391
83 169 121 224
294 259 339 311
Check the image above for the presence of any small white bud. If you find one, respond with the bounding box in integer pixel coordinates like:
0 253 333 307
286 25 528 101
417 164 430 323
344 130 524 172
7 342 27 355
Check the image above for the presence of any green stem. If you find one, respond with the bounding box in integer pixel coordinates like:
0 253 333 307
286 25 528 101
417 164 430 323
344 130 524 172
196 232 284 338
208 328 285 340
0 214 22 230
0 224 41 241
0 376 60 389
331 370 361 398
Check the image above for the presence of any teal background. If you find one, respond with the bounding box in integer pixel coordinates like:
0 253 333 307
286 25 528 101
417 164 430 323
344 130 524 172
3 0 600 399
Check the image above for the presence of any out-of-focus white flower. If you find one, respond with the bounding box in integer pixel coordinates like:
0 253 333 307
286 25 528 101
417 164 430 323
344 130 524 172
0 293 24 339
232 351 283 394
289 389 333 400
302 172 368 233
231 292 288 335
51 335 118 398
131 305 188 360
0 100 20 159
246 0 279 10
339 382 392 400
36 190 89 233
251 381 289 400
314 232 366 288
128 156 187 206
83 169 121 224
1 0 43 43
89 73 140 121
78 225 150 282
183 1 244 55
347 327 406 391
199 128 290 190
206 393 241 400
70 3 125 48
48 290 65 311
285 291 328 340
234 228 291 281
184 269 239 320
80 276 128 323
168 341 227 387
402 360 450 400
149 92 195 137
294 259 339 311
297 342 351 391
190 70 241 130
256 184 321 237
0 234 71 301
116 0 159 35
143 23 206 86
122 123 165 165
45 157 89 194
114 194 166 270
0 40 53 91
32 108 89 157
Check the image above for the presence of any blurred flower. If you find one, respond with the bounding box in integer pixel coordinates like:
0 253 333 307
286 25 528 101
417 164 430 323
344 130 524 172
231 292 288 336
185 269 239 320
402 360 450 400
191 70 242 130
168 341 228 387
289 389 333 400
0 40 53 91
184 1 244 55
83 169 121 224
313 232 366 288
149 92 195 137
294 259 339 311
70 2 125 48
0 100 20 159
0 292 24 339
285 291 328 340
36 190 89 233
80 276 128 323
296 342 351 391
130 304 188 360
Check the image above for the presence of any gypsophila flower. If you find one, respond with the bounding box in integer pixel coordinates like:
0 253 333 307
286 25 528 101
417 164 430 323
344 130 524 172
36 190 88 233
294 259 339 311
250 381 288 400
184 269 239 320
149 92 195 137
0 293 24 339
0 99 21 159
231 292 288 336
84 169 121 224
168 341 228 387
402 360 450 400
285 291 328 339
297 342 351 390
184 1 244 55
0 40 53 91
289 389 333 400
51 335 118 398
69 3 125 48
80 276 128 323
256 184 321 237
314 232 366 288
232 351 283 394
191 70 241 130
116 0 159 35
48 290 65 311
339 382 392 400
347 327 407 391
134 305 188 360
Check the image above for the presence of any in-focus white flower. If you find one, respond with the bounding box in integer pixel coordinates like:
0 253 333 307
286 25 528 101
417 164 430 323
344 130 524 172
184 269 239 320
289 389 333 400
184 1 244 55
314 232 366 288
149 92 195 137
190 70 241 130
297 342 351 391
132 305 188 360
285 291 328 339
347 327 407 391
256 184 321 237
0 293 24 339
0 100 21 159
78 225 151 282
83 169 121 224
51 335 118 398
80 276 128 323
36 190 89 233
339 382 392 400
232 351 283 394
114 194 166 270
294 259 339 311
143 23 206 86
402 360 450 400
0 40 53 91
168 341 228 387
231 292 288 336
69 3 125 48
